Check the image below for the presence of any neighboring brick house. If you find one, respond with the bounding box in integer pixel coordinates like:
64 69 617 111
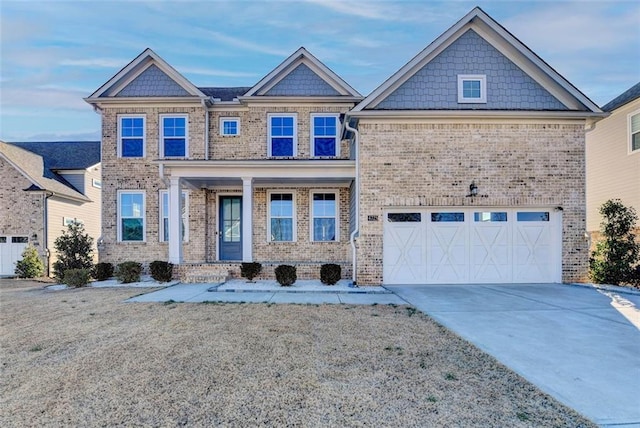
0 141 101 276
586 82 640 245
85 7 603 285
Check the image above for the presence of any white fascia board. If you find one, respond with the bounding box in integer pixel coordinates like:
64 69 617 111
237 96 362 105
348 110 608 120
158 159 355 180
84 97 207 108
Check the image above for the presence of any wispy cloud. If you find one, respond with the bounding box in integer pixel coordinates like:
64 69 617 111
196 30 291 57
59 58 130 68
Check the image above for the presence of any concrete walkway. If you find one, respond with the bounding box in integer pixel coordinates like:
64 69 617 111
387 283 640 428
127 280 406 305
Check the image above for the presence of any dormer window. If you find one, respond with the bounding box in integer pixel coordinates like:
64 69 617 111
457 75 487 104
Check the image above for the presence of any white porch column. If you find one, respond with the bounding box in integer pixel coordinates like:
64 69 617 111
242 177 253 262
168 176 183 264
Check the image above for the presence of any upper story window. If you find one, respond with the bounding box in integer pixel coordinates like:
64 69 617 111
268 114 297 157
118 190 145 242
160 190 188 242
311 114 339 157
630 111 640 153
119 115 145 157
268 192 295 242
311 191 338 242
160 115 187 157
220 118 240 136
457 75 487 104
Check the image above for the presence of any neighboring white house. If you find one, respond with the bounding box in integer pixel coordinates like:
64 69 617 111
586 82 640 242
0 141 101 276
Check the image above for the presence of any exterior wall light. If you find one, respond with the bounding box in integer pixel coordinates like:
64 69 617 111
467 182 478 197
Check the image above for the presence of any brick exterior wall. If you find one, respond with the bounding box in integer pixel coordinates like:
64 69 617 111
355 120 589 285
209 105 351 160
98 104 354 279
0 157 45 263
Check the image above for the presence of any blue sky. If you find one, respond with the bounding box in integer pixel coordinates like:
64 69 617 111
1 0 639 142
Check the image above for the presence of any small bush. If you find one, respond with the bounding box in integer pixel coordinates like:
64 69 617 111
240 262 262 281
320 263 341 285
150 261 173 282
52 221 94 281
14 246 45 278
64 268 91 287
275 264 297 286
115 261 143 284
92 262 114 281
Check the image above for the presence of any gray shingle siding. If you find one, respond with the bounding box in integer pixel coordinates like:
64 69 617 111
116 64 190 97
264 64 340 96
375 30 568 111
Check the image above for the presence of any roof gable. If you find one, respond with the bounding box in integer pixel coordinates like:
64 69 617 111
376 29 567 111
244 47 361 98
86 48 205 100
353 7 601 113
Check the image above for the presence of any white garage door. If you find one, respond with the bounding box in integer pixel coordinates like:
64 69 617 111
0 236 29 276
383 209 562 284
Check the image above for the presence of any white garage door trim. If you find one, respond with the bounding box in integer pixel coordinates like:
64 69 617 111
0 235 30 276
383 208 562 284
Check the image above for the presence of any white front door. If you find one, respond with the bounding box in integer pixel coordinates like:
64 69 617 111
0 236 29 276
383 208 561 284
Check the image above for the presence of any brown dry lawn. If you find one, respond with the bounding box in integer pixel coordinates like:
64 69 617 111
0 279 595 427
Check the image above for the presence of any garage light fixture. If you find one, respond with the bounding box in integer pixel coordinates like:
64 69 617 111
467 182 478 197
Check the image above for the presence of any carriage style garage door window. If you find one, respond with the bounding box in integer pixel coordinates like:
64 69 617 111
383 208 562 284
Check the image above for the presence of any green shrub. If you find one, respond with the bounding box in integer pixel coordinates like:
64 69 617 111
240 262 262 281
52 221 94 281
320 263 341 285
150 261 173 282
275 264 296 286
92 262 114 281
63 268 91 287
589 199 640 285
115 261 143 284
14 245 45 278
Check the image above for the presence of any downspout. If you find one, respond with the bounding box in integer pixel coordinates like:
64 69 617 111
345 119 359 285
202 99 210 160
43 191 53 277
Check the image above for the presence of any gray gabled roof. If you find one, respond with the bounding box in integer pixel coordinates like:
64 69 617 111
8 141 100 170
601 82 640 112
0 141 95 202
198 87 252 101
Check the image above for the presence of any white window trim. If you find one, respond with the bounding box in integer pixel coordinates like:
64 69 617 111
267 190 296 242
629 109 640 154
457 74 487 104
117 114 146 158
159 114 188 158
310 190 340 242
117 190 146 242
310 113 340 158
267 113 297 157
220 117 241 136
159 190 189 242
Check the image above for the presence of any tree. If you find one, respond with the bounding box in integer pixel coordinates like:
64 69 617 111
589 199 640 285
52 221 94 282
14 245 45 278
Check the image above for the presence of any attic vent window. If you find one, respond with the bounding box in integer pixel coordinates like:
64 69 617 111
457 75 486 104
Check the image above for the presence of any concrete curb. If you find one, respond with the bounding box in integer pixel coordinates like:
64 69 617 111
567 282 640 296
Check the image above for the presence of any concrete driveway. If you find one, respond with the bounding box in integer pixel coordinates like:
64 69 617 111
387 283 640 427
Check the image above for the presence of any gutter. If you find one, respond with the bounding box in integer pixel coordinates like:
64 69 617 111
202 99 210 160
345 119 359 285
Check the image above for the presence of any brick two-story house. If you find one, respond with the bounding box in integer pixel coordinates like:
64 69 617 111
85 7 603 285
